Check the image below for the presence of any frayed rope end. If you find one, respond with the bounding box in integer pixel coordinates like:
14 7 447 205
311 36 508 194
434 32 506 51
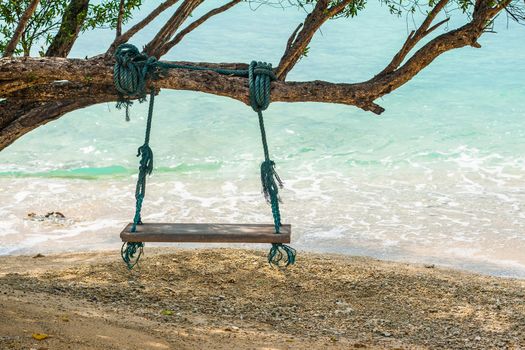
121 242 144 270
267 243 296 267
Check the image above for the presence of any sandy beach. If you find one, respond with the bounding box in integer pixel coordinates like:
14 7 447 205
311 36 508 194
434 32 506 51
1 0 524 349
0 248 523 349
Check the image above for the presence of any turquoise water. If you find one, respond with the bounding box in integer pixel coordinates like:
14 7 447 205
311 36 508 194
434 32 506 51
0 2 524 277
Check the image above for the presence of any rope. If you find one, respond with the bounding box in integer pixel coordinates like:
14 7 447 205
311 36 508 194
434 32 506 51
247 61 295 267
131 88 155 232
113 44 159 120
121 241 143 270
268 243 296 267
113 44 296 268
120 87 155 270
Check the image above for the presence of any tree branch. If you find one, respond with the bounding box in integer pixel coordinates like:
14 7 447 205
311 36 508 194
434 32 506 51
159 0 242 56
285 23 303 52
378 0 450 76
2 0 40 57
0 0 512 152
108 0 180 54
4 81 115 101
367 0 507 101
275 0 352 80
116 0 125 38
0 97 108 151
45 0 89 57
326 0 353 17
0 55 389 113
144 0 204 58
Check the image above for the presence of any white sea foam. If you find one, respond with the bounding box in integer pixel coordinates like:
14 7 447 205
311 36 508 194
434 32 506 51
0 220 18 236
13 191 32 203
80 146 96 154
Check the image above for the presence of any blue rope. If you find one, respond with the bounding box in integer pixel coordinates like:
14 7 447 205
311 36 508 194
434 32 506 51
114 44 296 268
131 88 155 233
120 87 155 270
121 241 143 270
248 61 295 266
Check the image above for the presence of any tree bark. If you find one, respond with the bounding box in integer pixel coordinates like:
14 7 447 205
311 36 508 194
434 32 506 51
275 0 331 80
0 97 108 151
45 0 90 57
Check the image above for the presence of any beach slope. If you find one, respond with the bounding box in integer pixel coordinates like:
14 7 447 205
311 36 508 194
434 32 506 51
0 248 523 349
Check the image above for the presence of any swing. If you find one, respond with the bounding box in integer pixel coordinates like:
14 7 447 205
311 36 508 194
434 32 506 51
120 223 291 243
113 44 295 269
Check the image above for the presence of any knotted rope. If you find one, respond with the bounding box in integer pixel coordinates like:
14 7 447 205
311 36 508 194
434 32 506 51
248 61 295 267
121 87 155 268
113 44 296 268
114 44 159 121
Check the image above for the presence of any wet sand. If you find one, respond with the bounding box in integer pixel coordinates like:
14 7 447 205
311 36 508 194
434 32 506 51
0 248 524 349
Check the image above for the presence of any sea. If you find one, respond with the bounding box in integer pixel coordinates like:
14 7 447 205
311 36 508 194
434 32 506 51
0 1 524 278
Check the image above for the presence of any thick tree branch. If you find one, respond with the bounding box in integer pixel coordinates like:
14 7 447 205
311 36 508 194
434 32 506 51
159 0 242 55
5 82 116 101
0 0 508 111
108 0 180 54
0 0 512 152
0 97 108 151
144 0 204 58
45 0 89 57
2 0 40 57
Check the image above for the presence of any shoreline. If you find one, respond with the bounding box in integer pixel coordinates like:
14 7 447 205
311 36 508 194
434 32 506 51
1 248 524 349
3 242 525 280
2 172 524 281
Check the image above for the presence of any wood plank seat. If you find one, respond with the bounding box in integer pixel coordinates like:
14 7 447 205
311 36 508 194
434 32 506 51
120 223 291 243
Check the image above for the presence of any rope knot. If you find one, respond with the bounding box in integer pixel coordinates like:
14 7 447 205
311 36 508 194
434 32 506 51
113 44 158 100
137 144 154 176
260 159 283 202
114 43 140 66
248 61 275 112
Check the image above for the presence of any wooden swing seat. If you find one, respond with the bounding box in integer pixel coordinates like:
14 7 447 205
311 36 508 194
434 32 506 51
120 223 291 243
